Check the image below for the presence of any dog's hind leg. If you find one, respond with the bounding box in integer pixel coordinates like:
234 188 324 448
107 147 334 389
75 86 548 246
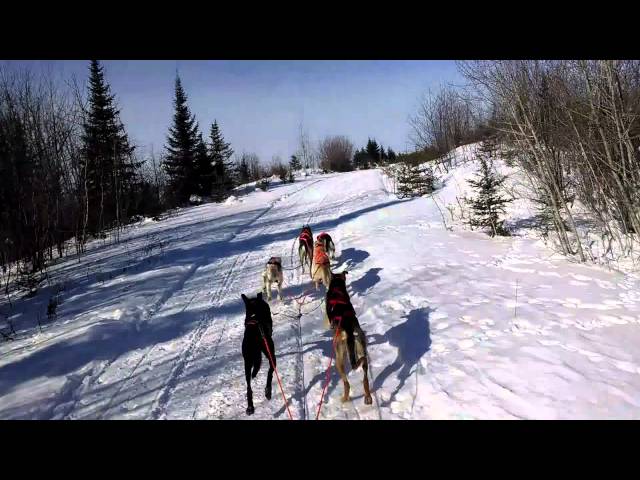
354 327 373 405
277 276 283 301
244 359 255 415
263 338 275 401
323 268 331 292
262 272 269 300
362 359 373 405
299 245 306 273
335 339 351 403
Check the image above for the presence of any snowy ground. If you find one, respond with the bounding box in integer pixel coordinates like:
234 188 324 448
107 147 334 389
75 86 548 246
2 162 640 419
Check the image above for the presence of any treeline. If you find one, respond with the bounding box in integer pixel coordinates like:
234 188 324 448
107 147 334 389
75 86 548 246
0 61 239 284
459 60 640 260
405 60 640 261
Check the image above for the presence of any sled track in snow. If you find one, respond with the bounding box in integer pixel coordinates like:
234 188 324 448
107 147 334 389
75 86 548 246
88 184 317 419
148 178 328 419
149 251 250 419
184 186 334 419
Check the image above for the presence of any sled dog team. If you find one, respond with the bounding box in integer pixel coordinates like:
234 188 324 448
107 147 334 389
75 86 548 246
242 225 372 416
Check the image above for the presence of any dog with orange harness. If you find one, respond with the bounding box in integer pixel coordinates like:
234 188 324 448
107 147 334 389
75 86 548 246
311 238 332 290
316 232 335 260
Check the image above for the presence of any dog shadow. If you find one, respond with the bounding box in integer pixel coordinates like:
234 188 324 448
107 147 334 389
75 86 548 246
369 307 432 408
336 248 369 270
350 268 382 295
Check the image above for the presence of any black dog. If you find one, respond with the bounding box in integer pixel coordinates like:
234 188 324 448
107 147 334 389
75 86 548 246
325 271 360 369
241 292 276 415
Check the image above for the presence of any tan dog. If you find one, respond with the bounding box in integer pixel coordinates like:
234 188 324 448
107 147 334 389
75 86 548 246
324 271 372 405
262 257 283 301
311 239 331 290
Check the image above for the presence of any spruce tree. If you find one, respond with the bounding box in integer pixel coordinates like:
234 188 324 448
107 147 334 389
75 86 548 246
387 147 397 163
366 138 380 165
236 156 250 184
163 75 199 205
289 154 301 171
80 60 137 236
194 132 215 197
466 156 511 237
208 120 235 199
396 162 434 198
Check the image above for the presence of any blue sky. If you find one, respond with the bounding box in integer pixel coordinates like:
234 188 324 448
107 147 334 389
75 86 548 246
3 60 464 162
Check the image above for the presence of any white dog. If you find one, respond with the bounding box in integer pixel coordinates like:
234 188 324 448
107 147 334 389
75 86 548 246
262 257 284 301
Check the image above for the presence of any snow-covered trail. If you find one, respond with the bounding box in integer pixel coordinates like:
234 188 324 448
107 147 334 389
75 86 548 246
2 168 640 419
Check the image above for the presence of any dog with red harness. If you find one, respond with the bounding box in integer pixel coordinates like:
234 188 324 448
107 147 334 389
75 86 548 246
316 232 335 260
298 225 313 273
324 271 373 405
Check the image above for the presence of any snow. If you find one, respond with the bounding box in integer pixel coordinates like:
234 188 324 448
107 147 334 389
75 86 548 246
1 158 640 419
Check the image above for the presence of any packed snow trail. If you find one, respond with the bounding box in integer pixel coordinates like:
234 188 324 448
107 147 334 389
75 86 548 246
1 169 640 419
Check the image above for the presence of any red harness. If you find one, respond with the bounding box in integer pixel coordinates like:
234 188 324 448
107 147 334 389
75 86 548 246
327 285 355 322
299 230 313 252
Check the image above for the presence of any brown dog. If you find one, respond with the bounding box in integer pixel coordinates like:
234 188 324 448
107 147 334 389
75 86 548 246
324 271 373 405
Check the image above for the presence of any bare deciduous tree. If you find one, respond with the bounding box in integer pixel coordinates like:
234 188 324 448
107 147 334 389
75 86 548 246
318 135 354 172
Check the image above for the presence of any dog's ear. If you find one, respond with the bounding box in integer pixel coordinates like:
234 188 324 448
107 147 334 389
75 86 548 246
241 293 249 305
257 292 263 301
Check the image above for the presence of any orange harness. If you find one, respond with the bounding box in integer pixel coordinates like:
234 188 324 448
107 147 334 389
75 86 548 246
313 242 330 265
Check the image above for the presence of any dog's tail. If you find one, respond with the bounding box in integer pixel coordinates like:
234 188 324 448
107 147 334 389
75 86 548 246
251 353 262 378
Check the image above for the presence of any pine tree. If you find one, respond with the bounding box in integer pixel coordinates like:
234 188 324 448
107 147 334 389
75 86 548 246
208 120 235 200
354 147 372 170
466 156 511 237
289 155 301 171
80 60 137 236
193 132 215 197
163 75 199 205
379 143 387 163
366 138 380 165
387 147 397 163
396 162 434 198
236 156 250 184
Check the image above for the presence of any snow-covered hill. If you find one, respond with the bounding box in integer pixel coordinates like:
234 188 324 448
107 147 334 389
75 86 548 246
2 160 640 419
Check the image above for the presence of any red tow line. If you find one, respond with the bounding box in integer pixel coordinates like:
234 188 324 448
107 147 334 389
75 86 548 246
259 325 294 420
315 317 343 420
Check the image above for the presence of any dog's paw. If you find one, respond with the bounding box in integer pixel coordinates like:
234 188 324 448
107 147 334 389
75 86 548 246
246 405 255 415
364 396 373 405
265 387 272 400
